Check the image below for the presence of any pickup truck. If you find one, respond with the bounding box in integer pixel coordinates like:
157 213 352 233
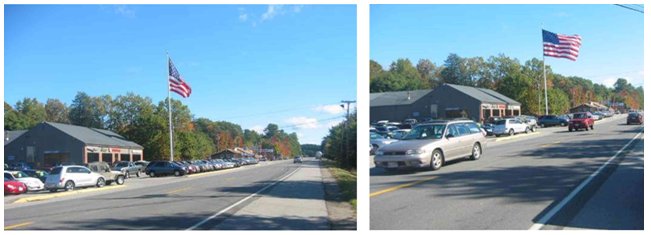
568 112 595 132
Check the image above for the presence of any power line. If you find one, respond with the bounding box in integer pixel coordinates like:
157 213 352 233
614 4 644 13
280 116 345 129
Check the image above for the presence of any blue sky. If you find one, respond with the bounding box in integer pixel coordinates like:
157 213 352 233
5 5 357 145
371 4 644 87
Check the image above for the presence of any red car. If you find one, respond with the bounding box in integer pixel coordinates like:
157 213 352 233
569 112 595 132
4 178 27 195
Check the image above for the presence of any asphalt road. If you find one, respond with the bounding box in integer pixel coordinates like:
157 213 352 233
370 114 643 230
4 159 326 230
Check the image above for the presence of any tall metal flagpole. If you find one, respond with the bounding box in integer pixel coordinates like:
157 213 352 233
167 52 174 162
542 27 549 115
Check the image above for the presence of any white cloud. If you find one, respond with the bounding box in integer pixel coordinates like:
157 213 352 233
114 5 135 18
600 77 619 88
327 120 343 128
293 5 304 13
250 125 265 134
286 116 319 129
238 7 248 22
313 104 345 115
261 5 283 22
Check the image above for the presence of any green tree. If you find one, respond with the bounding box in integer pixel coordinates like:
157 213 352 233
4 102 29 130
45 98 70 124
15 98 47 128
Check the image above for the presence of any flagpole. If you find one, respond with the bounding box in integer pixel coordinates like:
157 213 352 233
542 27 549 115
167 51 174 162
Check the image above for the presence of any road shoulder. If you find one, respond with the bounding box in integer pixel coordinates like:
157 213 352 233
320 160 357 230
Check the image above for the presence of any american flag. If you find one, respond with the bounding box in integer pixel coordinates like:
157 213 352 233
542 29 582 61
168 58 192 98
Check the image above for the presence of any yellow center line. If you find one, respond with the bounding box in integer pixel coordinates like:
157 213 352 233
167 187 190 194
370 176 438 198
5 221 33 230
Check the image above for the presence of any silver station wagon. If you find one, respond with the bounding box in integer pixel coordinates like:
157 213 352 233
374 120 487 171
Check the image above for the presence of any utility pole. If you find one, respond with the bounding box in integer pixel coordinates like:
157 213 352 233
341 100 356 168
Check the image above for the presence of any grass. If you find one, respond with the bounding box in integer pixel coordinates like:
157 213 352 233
324 160 357 209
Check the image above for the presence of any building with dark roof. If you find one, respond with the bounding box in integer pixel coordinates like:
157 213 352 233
370 83 522 123
4 122 144 169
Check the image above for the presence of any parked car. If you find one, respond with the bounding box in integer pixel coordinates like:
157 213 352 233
374 120 487 171
22 169 49 183
403 119 417 125
4 176 27 195
87 162 126 186
492 118 529 137
45 166 106 192
370 132 399 155
388 129 411 140
569 112 595 132
517 115 538 132
538 115 569 127
112 161 142 178
8 162 34 171
627 112 644 125
294 156 303 163
133 161 149 173
145 161 187 177
5 171 45 192
375 126 398 137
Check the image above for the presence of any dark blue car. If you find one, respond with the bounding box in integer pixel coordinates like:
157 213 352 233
145 161 187 177
538 115 569 127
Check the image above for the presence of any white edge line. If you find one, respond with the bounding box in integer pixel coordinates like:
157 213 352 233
529 130 642 230
185 166 302 230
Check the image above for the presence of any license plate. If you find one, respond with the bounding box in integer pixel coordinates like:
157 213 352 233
388 162 398 168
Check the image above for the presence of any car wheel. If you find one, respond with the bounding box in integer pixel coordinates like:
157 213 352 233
540 123 545 128
590 125 594 130
64 181 75 191
525 128 530 134
174 170 181 176
430 150 443 171
96 178 105 188
116 175 125 185
568 128 573 132
149 171 155 177
136 171 140 178
49 189 57 193
508 129 514 136
470 143 482 160
532 126 536 132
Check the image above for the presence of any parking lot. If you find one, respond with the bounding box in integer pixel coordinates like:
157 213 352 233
370 114 643 229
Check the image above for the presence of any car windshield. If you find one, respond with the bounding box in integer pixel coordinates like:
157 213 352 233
50 167 62 174
116 162 128 167
629 113 639 117
370 133 384 139
13 171 30 178
402 124 446 140
495 120 506 125
573 113 588 119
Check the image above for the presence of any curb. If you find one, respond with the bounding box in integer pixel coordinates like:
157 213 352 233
13 185 127 204
494 131 541 142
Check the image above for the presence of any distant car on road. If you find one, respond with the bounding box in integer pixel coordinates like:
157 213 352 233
45 166 106 192
627 112 643 125
374 120 487 171
294 156 303 163
145 161 187 177
538 115 569 127
4 176 27 195
569 112 595 132
492 118 529 137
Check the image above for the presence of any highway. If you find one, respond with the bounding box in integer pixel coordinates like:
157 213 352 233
370 114 643 230
5 158 340 230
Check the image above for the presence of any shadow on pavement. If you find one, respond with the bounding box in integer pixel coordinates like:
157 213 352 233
212 214 331 230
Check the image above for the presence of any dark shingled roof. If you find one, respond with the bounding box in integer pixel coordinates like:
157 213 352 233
44 122 143 149
370 89 432 107
445 84 521 105
4 130 27 146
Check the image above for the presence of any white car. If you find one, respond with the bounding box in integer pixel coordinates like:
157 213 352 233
370 132 399 155
5 171 45 192
492 118 529 137
45 165 106 192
